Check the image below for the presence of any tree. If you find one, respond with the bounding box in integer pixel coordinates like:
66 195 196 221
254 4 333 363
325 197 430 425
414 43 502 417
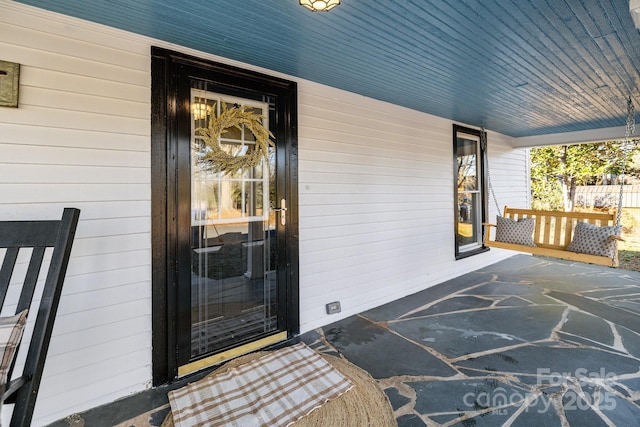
530 141 639 211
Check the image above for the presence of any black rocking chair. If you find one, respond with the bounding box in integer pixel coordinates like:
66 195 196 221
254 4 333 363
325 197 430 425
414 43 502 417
0 208 80 427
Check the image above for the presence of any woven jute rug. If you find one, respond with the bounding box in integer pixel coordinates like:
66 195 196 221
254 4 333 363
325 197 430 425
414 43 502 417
162 351 397 427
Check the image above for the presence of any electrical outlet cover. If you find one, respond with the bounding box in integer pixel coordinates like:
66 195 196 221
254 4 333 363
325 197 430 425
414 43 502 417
326 301 341 314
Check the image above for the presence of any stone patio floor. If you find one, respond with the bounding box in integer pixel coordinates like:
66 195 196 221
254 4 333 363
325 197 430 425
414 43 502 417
300 254 640 426
51 254 640 426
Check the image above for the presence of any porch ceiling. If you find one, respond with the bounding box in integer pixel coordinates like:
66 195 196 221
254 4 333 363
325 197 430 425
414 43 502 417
16 0 640 144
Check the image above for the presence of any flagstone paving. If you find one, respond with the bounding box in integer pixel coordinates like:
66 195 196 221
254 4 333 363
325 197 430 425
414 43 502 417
49 254 640 426
301 255 640 426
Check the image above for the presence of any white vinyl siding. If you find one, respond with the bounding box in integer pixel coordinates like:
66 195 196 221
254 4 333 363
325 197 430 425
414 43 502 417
297 88 526 332
483 132 531 218
0 1 529 424
0 2 152 424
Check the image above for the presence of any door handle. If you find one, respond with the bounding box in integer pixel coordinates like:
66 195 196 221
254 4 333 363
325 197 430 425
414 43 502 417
273 198 287 226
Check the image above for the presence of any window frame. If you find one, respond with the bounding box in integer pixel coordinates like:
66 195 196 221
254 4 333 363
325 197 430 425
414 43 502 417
453 124 489 259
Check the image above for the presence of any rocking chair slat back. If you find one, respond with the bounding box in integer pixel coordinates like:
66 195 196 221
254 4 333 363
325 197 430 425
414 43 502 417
18 247 46 313
0 208 80 427
0 249 19 309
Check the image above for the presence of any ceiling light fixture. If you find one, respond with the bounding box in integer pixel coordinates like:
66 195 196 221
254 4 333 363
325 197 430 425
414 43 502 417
631 0 640 30
299 0 341 12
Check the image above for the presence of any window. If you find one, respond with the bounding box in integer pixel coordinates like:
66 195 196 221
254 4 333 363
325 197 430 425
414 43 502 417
454 125 488 259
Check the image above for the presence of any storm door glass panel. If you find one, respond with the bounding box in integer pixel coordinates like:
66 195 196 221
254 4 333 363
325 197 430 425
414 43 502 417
456 133 482 253
190 89 276 358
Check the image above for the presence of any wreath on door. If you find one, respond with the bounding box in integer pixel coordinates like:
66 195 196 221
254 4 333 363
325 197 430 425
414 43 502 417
198 101 274 173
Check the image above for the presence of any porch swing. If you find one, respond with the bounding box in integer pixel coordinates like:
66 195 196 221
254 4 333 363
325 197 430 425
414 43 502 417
483 97 636 267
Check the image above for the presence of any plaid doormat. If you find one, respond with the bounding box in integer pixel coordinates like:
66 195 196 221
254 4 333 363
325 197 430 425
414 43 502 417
168 343 354 427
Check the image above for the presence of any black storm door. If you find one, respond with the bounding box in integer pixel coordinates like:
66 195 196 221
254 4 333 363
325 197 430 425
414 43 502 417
151 48 299 383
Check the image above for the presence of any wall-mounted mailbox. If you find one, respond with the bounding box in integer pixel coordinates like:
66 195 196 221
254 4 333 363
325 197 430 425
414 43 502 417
0 60 20 108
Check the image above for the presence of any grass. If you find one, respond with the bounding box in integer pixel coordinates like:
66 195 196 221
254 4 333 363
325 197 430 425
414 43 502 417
618 237 640 272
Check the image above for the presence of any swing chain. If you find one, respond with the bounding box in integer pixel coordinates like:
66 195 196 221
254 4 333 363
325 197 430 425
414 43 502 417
482 127 502 217
615 97 635 227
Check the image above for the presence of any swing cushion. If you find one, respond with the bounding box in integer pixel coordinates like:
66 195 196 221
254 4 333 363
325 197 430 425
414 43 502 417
494 216 536 247
567 221 621 258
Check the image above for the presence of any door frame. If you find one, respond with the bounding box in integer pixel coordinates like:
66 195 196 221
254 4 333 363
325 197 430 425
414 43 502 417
150 47 299 385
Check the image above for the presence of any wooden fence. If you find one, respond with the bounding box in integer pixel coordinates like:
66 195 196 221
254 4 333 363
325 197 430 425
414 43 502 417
575 185 640 209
